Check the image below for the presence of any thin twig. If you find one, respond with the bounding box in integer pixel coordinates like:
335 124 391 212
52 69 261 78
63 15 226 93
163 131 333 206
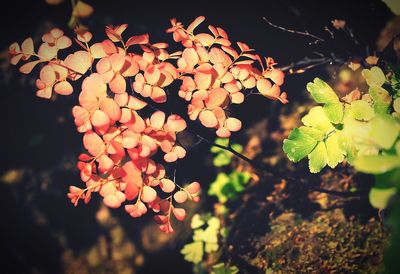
262 17 325 44
194 132 361 197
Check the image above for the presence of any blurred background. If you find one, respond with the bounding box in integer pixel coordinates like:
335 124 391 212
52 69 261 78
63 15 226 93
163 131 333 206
0 0 397 273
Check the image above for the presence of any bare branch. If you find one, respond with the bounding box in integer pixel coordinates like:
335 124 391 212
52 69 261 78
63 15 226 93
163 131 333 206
262 17 325 45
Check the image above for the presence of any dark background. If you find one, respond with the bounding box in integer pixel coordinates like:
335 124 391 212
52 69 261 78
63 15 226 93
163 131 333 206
0 0 395 273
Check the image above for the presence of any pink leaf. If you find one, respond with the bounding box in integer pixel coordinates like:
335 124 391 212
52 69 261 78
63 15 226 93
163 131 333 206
100 98 122 121
150 110 166 129
226 117 242 132
98 155 114 173
125 181 140 200
186 182 200 194
165 114 187 132
83 130 105 156
199 110 217 128
172 207 186 221
173 190 188 203
141 185 157 203
103 194 121 208
160 179 175 193
91 109 110 128
150 87 167 103
126 34 149 47
187 16 205 33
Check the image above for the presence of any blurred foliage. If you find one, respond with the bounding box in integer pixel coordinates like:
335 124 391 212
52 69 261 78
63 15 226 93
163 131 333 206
211 139 243 167
211 263 239 274
208 172 251 203
181 214 222 264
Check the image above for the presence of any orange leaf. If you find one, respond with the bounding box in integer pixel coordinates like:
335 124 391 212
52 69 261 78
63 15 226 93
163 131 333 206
83 130 105 156
109 73 126 94
166 114 187 132
21 38 34 56
125 182 140 200
199 110 217 128
142 186 157 203
64 50 91 76
226 117 242 132
173 190 188 203
150 111 166 129
205 88 229 108
38 43 57 60
98 155 114 174
40 65 56 85
56 36 72 49
160 179 175 193
173 207 186 221
54 81 73 95
100 97 122 121
187 16 205 33
90 43 107 59
195 33 214 47
91 109 110 128
19 60 41 74
73 1 93 18
151 86 167 103
126 34 149 47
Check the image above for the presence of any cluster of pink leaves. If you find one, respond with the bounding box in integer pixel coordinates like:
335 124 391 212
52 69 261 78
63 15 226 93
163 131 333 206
9 16 286 233
167 16 287 137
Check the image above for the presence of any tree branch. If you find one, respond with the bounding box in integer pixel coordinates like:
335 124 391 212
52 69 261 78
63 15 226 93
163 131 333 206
262 17 325 45
194 132 361 198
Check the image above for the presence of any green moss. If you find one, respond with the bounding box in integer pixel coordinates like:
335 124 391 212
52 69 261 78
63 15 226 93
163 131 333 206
255 209 389 273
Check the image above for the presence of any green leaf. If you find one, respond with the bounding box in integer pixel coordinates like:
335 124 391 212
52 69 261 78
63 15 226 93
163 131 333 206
306 78 339 104
362 66 386 87
231 143 243 153
306 78 344 123
302 106 335 133
213 152 231 167
283 128 318 162
368 115 400 149
191 214 205 229
181 241 204 264
205 242 219 253
394 98 400 113
211 138 229 153
208 173 230 203
376 168 400 189
354 155 400 174
369 86 391 114
323 102 344 124
350 100 375 121
212 263 239 274
337 131 356 164
308 141 328 173
369 186 397 209
326 132 345 168
207 217 220 230
298 126 325 141
193 229 205 242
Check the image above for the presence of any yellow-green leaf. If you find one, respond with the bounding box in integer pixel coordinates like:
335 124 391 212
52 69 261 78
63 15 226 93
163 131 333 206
369 186 397 209
362 66 386 87
308 142 327 173
350 100 375 121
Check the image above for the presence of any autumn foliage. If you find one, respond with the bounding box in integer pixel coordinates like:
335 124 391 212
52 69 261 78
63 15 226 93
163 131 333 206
9 16 286 232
